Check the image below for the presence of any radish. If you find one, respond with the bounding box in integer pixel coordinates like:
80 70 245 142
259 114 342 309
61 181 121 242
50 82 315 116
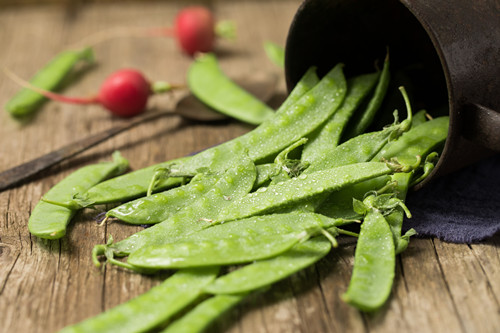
70 6 235 56
144 6 236 55
174 6 217 55
3 68 180 117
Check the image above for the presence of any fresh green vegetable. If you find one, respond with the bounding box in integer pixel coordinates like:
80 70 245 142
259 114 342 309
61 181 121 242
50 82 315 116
161 293 246 333
204 236 331 294
301 71 380 164
342 54 391 140
263 41 285 68
106 172 219 225
58 268 218 333
188 53 275 125
214 161 401 223
28 151 128 239
5 47 94 118
342 190 411 312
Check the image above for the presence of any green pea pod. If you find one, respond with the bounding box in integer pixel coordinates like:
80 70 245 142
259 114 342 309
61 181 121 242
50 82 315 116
301 71 380 165
127 232 306 269
58 268 218 333
127 213 340 269
276 66 319 112
342 209 395 312
215 161 397 223
106 173 219 225
28 151 129 239
188 53 275 125
192 212 342 243
304 118 411 175
342 54 391 140
5 47 95 118
205 236 331 294
240 63 346 164
263 41 285 68
161 294 246 333
374 116 449 165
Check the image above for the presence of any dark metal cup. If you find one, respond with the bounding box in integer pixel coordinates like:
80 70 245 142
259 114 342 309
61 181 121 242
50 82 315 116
285 0 500 187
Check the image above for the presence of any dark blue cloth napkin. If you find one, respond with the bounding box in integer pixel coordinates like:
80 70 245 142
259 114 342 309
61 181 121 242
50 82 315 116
404 153 500 243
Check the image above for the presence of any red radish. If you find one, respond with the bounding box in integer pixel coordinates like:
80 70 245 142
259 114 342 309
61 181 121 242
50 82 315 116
145 6 235 55
4 68 179 117
174 6 216 55
70 6 235 56
97 69 151 117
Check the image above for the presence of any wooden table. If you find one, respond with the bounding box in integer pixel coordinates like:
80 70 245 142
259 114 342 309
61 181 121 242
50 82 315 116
1 1 499 332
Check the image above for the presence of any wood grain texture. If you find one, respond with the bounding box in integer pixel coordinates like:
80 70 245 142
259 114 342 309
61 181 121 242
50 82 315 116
0 1 499 333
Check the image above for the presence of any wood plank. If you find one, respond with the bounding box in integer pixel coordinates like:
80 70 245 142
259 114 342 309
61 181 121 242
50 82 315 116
433 238 500 333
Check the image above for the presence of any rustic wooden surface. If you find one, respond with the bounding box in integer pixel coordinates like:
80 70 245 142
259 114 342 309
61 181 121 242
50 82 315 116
0 1 499 332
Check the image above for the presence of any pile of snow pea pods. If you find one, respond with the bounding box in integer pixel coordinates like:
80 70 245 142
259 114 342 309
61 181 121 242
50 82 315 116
27 53 449 332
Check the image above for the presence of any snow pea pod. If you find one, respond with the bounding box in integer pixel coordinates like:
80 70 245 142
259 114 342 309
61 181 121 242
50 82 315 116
264 41 285 68
374 116 449 165
301 71 380 165
28 151 128 239
342 208 395 312
188 53 275 125
6 47 95 118
303 115 411 175
275 66 319 112
95 150 256 264
239 63 346 164
342 54 390 140
214 161 398 224
161 294 246 333
127 212 340 269
187 212 342 243
83 67 321 205
205 236 331 294
58 268 218 333
127 232 306 269
106 173 218 225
